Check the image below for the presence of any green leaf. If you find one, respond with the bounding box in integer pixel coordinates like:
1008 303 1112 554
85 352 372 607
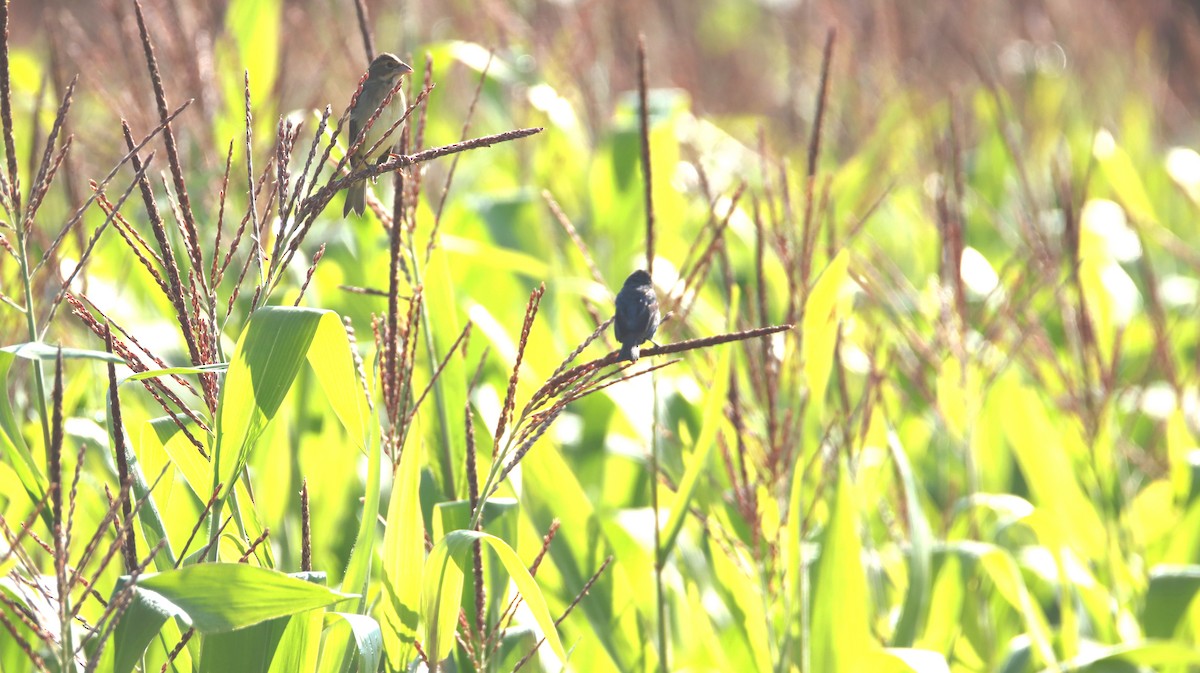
143 417 210 503
421 530 565 664
266 608 323 673
381 438 425 670
111 583 189 673
1 341 124 363
0 348 46 512
119 420 178 569
782 420 805 666
1166 410 1197 503
134 565 352 633
1143 565 1200 639
420 246 469 500
661 343 732 556
198 616 289 673
122 363 229 383
1049 640 1200 672
433 498 520 630
889 430 934 647
810 457 873 670
802 249 850 417
1001 384 1105 558
215 307 369 500
315 612 383 673
339 434 380 614
940 542 1056 667
520 440 642 670
1094 130 1158 225
214 0 280 147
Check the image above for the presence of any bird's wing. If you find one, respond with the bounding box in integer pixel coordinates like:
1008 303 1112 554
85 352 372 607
616 293 653 336
348 116 361 160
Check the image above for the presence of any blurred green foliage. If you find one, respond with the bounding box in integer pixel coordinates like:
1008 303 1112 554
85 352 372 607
4 1 1200 672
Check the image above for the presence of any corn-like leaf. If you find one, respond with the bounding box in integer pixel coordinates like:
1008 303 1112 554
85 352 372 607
802 249 850 417
267 608 323 673
380 436 425 670
133 565 351 634
421 246 469 500
421 530 565 664
315 612 383 673
810 457 873 670
215 306 370 499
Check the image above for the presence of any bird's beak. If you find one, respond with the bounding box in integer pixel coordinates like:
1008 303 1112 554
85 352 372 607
399 61 415 76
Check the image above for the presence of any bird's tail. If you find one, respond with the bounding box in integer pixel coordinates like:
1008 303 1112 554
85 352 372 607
343 180 366 217
619 344 639 362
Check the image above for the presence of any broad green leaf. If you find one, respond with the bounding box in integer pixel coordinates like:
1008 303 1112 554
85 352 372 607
1143 565 1200 639
521 443 641 670
421 530 565 663
216 307 319 497
215 307 369 500
1163 498 1200 565
708 539 772 671
441 234 551 278
802 249 850 416
267 609 323 673
1046 640 1200 672
0 348 46 511
315 612 383 673
420 531 466 664
810 457 873 670
433 498 520 630
111 581 189 673
198 615 289 673
339 434 380 614
380 437 425 670
134 565 351 633
662 343 732 556
1001 384 1104 558
119 420 178 570
940 542 1056 667
418 245 469 500
144 417 210 503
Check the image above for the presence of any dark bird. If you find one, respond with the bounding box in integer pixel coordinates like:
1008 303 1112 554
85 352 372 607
613 270 660 362
344 53 414 217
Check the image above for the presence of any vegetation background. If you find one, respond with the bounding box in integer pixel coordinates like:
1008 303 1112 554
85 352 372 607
4 0 1200 671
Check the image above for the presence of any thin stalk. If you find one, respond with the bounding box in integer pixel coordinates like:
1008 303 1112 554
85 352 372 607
651 375 667 673
470 449 504 531
14 229 51 450
205 498 224 562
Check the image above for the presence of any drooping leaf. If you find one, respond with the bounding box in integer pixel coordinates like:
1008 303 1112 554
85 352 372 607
315 612 383 673
134 565 351 634
421 530 565 664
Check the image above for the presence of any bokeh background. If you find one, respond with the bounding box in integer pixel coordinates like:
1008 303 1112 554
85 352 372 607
6 0 1200 671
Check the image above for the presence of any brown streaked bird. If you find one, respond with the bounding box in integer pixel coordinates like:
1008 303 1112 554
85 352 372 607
343 52 414 217
613 269 660 362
